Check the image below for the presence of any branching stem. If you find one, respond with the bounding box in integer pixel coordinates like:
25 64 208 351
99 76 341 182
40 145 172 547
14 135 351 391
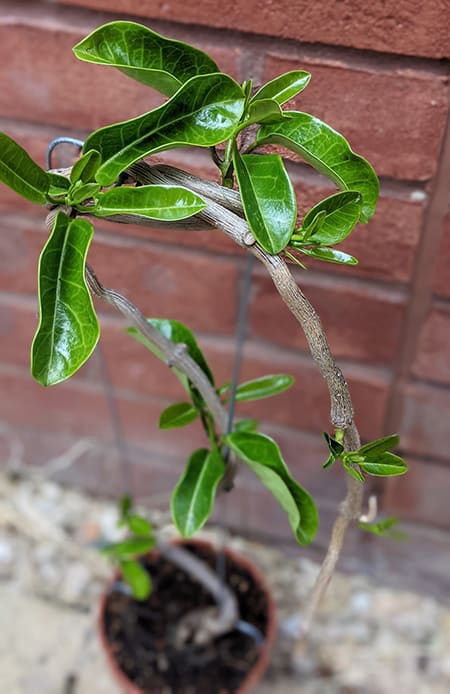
108 162 365 640
54 157 365 647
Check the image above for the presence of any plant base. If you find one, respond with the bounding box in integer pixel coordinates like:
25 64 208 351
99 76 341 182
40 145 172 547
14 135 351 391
98 540 277 693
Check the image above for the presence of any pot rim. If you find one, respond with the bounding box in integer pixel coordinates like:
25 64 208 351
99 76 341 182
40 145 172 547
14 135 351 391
97 537 277 694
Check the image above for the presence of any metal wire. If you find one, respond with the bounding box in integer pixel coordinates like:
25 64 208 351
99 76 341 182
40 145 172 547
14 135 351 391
226 253 255 435
46 136 84 170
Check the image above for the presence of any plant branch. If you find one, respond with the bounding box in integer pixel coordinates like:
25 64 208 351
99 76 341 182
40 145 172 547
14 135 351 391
101 162 365 639
156 537 239 647
82 262 240 493
82 262 241 640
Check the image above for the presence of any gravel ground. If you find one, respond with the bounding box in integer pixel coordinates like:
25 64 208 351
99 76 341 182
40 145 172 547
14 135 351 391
1 468 449 694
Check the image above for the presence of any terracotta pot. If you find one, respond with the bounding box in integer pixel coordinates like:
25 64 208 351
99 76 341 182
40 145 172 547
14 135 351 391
97 538 277 694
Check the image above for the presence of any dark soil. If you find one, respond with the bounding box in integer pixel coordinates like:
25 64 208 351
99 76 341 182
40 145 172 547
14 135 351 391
103 543 271 694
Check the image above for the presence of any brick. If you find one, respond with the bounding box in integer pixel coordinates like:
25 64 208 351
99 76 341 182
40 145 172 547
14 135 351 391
91 174 426 284
89 231 240 335
236 341 390 441
433 212 450 298
383 458 450 529
56 0 450 59
0 364 113 439
0 14 240 130
0 214 241 335
399 383 450 462
0 296 38 371
0 216 48 296
98 328 389 441
263 55 449 181
0 421 183 499
249 269 407 364
291 176 425 284
0 363 206 458
412 303 450 385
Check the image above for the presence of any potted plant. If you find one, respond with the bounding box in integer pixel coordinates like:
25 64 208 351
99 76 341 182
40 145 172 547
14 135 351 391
0 20 408 692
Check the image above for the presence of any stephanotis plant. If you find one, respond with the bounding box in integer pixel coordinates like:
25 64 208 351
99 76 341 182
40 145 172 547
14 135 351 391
0 21 407 643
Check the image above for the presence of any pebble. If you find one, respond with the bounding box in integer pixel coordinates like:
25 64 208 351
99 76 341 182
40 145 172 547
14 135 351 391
0 470 449 692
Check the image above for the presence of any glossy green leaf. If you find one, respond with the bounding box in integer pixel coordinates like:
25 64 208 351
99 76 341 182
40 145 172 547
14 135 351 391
358 434 400 457
343 462 365 483
126 514 153 536
297 192 362 246
127 318 214 390
120 560 152 600
47 172 70 198
171 448 225 537
233 374 294 401
322 432 344 469
251 71 311 106
101 536 155 558
67 181 101 206
70 149 101 184
0 132 49 204
225 432 318 544
323 432 344 457
257 113 379 222
73 21 219 96
296 246 358 265
85 73 245 186
300 210 327 242
159 402 199 429
92 185 206 221
31 213 100 386
233 152 297 254
246 99 285 125
360 452 408 477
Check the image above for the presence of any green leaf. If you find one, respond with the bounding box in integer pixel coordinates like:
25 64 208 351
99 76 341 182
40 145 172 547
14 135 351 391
47 173 70 198
171 448 225 537
359 452 408 477
119 494 133 520
31 213 100 386
73 21 219 96
70 149 101 184
297 192 362 246
159 402 199 429
358 517 407 541
358 434 400 457
234 418 259 433
127 318 214 390
257 113 379 222
323 453 336 470
101 536 155 558
233 151 297 254
296 246 358 265
299 210 327 242
225 432 318 544
232 374 294 401
120 560 152 600
67 181 101 206
246 99 286 125
126 514 153 536
92 185 206 221
0 132 49 204
342 462 365 483
251 71 311 105
322 432 344 458
85 73 245 185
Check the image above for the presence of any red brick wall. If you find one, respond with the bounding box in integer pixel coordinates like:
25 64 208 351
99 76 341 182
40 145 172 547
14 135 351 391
0 1 449 587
